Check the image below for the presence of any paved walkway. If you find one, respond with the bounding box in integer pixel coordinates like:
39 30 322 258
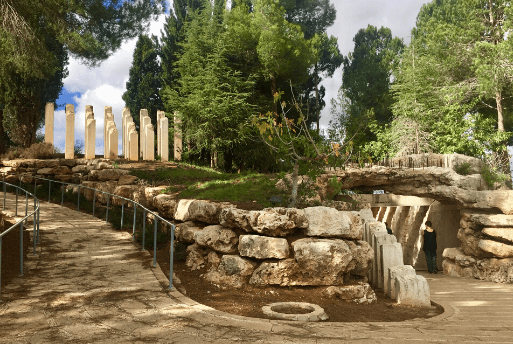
1 194 513 344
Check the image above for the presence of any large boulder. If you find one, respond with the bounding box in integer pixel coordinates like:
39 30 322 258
442 248 476 267
238 235 290 259
303 207 363 240
458 228 492 258
219 208 257 232
323 283 376 304
112 185 140 206
174 199 221 224
185 243 211 270
265 207 309 229
90 169 130 181
482 227 513 244
118 175 138 185
177 221 204 244
474 258 513 283
194 225 239 253
204 255 257 289
345 240 373 277
249 259 301 286
251 210 297 237
442 260 474 279
466 214 513 229
478 240 513 258
153 194 178 219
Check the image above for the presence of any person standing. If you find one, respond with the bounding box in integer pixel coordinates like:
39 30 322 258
422 221 438 274
385 222 393 235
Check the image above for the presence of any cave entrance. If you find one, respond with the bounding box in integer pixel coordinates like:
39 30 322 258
362 193 461 272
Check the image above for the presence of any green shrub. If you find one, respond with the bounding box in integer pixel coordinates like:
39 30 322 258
481 165 509 188
455 162 472 176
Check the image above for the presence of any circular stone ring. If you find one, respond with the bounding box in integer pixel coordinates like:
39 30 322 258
262 302 329 322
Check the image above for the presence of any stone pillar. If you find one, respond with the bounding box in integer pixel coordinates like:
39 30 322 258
395 275 430 307
122 107 130 158
128 129 138 161
174 112 182 161
365 221 387 282
373 233 397 289
125 114 133 158
145 124 154 161
389 265 415 300
45 102 54 145
159 116 169 162
65 104 75 159
104 106 114 158
108 127 118 159
380 243 404 295
139 109 150 159
85 118 96 159
85 105 95 159
156 110 165 157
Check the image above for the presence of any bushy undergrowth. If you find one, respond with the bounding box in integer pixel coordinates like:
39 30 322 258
2 142 57 160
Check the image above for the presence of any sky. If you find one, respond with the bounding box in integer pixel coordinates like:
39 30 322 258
46 0 513 173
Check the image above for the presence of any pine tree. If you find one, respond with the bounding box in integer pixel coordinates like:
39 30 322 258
122 34 164 128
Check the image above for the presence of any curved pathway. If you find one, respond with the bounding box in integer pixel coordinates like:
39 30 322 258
1 195 513 344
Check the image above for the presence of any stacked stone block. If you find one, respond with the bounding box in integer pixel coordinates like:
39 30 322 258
158 113 169 161
103 106 118 159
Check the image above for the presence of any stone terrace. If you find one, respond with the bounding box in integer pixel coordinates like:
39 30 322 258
1 194 513 343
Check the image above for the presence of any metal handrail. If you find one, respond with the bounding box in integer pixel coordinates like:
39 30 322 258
0 179 40 301
3 172 175 291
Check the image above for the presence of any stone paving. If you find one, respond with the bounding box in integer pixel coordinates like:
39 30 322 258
1 194 513 343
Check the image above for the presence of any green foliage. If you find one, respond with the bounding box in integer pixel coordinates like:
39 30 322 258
326 176 343 200
481 164 510 189
74 140 84 155
455 163 472 176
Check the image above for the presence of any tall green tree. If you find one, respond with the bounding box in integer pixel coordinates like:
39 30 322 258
162 2 255 169
339 25 404 149
122 34 163 128
391 0 513 179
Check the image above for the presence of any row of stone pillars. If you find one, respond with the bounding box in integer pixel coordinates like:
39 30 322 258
44 103 182 161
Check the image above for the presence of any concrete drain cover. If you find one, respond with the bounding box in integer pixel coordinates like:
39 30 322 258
262 302 329 321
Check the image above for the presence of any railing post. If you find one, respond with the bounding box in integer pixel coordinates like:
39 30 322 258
77 186 81 211
34 178 36 198
15 185 18 217
25 191 28 218
142 210 146 251
36 206 40 245
3 178 6 210
132 203 137 240
169 224 175 290
33 205 37 255
19 221 23 276
121 200 124 229
153 218 158 267
48 180 51 202
0 236 2 300
93 190 96 217
105 195 110 223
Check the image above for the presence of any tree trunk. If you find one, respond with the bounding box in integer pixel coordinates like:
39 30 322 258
271 74 278 117
288 159 299 208
495 91 512 187
314 64 320 133
223 147 233 173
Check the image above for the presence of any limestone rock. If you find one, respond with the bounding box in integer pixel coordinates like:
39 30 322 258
482 227 513 244
395 275 430 307
204 255 257 289
51 166 71 175
112 185 139 206
323 283 376 304
238 235 290 259
153 194 177 219
118 175 138 185
143 187 167 208
206 251 221 268
291 238 353 285
72 165 89 173
345 240 373 277
249 259 301 286
474 257 513 283
388 265 416 300
478 240 513 258
251 210 297 237
303 207 363 240
442 260 474 279
266 207 309 229
37 168 53 175
467 214 513 228
458 228 492 258
185 243 211 270
174 199 221 224
219 208 257 232
90 168 130 181
54 175 72 182
177 221 204 244
194 225 239 254
442 248 476 267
